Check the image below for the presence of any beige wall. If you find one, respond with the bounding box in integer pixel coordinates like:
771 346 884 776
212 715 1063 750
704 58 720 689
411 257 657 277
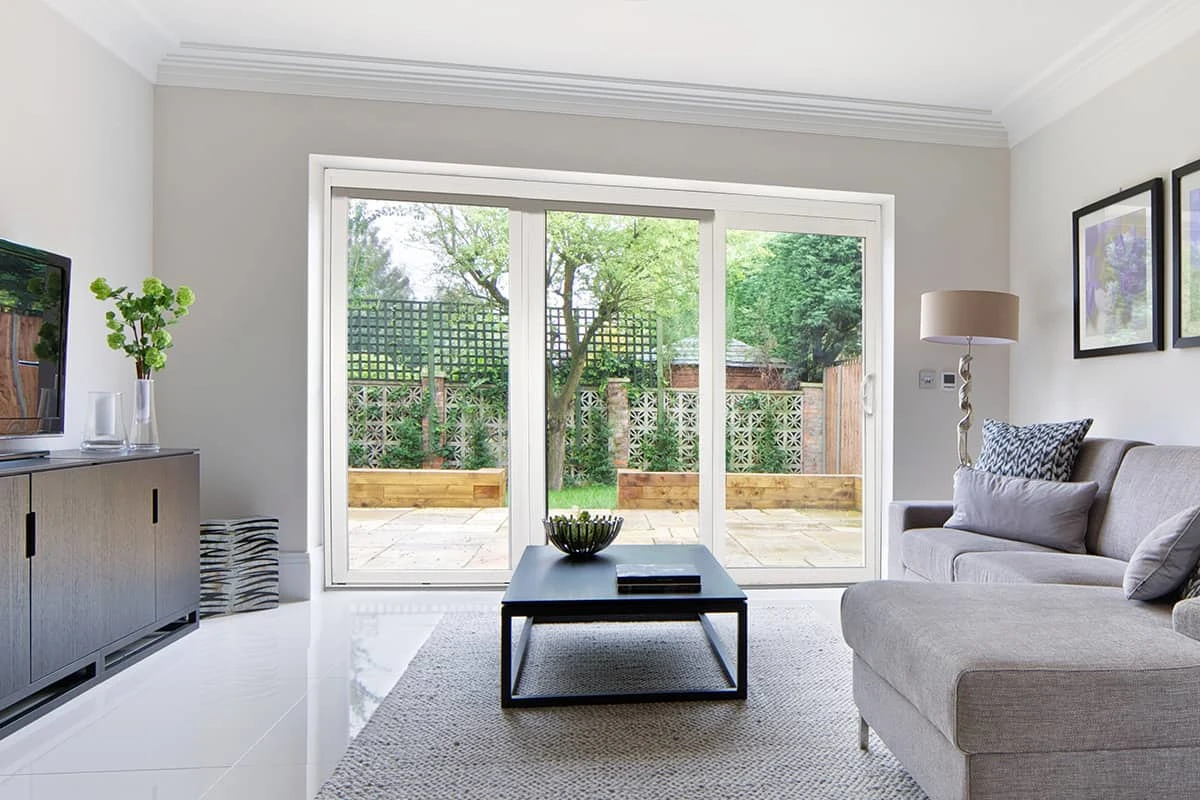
152 86 1010 565
0 0 153 449
1010 31 1200 443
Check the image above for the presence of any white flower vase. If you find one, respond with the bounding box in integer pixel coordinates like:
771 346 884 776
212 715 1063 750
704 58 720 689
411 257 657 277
129 378 160 451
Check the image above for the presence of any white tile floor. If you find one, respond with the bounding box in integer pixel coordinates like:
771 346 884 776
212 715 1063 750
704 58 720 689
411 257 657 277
0 587 844 800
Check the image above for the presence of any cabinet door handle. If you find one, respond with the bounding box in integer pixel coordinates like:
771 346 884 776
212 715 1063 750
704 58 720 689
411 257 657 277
152 488 159 525
25 511 35 558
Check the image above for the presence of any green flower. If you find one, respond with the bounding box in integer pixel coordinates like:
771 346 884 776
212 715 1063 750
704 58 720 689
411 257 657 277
143 348 167 371
91 274 195 378
89 277 112 299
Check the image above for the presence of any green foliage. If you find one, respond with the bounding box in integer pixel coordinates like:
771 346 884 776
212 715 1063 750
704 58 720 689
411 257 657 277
347 441 369 469
753 399 789 473
379 417 424 468
645 413 682 472
728 233 862 383
348 201 412 302
462 412 496 470
579 410 616 485
89 276 196 379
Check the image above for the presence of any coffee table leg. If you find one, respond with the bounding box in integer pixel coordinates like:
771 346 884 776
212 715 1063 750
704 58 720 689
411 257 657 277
736 603 748 699
500 609 513 707
698 612 739 689
511 615 535 693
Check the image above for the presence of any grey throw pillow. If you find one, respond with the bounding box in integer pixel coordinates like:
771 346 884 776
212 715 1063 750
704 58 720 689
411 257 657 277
945 468 1098 553
1123 506 1200 601
974 418 1094 481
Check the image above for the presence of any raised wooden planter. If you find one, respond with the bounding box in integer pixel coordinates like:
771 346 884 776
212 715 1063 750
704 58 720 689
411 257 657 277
348 468 506 508
617 469 861 511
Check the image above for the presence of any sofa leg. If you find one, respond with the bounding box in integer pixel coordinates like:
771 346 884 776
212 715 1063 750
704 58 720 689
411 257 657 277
858 716 869 751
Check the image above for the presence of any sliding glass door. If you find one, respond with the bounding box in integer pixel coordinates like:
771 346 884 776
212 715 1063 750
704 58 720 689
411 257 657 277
323 167 881 587
716 213 877 584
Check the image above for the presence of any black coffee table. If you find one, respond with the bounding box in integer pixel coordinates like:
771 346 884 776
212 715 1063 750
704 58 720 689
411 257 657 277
500 544 748 707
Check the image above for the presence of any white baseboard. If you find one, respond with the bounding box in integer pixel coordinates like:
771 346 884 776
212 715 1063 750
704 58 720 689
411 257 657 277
279 545 323 601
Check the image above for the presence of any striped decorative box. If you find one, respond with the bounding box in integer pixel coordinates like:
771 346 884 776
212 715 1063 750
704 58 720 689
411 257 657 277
200 517 280 617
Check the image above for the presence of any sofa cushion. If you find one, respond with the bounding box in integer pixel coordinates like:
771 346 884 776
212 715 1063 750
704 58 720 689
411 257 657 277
975 418 1093 481
953 551 1125 586
1123 506 1200 600
945 468 1098 553
1070 438 1149 550
901 528 1055 583
841 581 1193 755
1094 446 1200 561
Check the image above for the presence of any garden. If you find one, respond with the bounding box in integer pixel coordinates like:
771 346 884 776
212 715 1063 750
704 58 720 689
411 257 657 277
345 201 864 512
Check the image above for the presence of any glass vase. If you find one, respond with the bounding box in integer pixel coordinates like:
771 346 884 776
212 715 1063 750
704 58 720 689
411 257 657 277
129 378 160 451
81 391 127 451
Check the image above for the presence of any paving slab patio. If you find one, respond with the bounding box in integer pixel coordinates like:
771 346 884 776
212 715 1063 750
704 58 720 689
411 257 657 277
347 506 863 572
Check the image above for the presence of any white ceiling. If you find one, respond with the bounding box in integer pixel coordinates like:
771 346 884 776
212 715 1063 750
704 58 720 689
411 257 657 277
41 0 1200 146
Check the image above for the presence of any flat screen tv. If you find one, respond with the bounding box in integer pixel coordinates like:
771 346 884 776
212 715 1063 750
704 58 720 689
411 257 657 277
0 239 69 439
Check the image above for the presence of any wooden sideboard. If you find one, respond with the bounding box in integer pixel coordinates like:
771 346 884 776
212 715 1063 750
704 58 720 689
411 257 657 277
0 449 199 737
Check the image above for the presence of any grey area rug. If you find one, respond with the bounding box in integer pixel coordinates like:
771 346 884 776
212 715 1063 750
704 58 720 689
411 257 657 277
317 606 927 799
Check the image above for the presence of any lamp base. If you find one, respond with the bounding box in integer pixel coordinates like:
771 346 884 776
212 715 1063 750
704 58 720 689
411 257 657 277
957 347 973 468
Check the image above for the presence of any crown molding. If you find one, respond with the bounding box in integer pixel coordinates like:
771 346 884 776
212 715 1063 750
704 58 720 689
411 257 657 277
40 0 176 82
999 0 1200 145
157 43 1009 148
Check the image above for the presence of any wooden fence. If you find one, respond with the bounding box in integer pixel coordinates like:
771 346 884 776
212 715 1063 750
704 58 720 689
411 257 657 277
823 358 862 475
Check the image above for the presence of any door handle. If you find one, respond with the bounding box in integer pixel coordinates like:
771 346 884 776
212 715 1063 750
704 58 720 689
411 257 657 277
862 373 876 418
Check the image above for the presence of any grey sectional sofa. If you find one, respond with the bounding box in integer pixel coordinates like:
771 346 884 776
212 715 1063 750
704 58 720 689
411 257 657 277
841 439 1200 800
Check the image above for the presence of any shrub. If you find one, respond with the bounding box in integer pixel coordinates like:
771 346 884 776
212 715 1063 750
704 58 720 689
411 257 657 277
348 441 369 469
645 414 682 472
380 417 424 468
463 413 497 470
580 410 616 484
753 400 788 473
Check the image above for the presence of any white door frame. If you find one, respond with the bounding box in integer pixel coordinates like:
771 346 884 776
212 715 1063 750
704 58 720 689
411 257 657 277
313 156 890 587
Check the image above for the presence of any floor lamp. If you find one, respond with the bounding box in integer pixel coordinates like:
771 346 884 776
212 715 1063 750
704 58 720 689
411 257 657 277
920 290 1019 467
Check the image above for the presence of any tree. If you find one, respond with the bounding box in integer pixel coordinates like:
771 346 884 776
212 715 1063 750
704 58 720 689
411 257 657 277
347 201 413 302
728 233 862 383
403 205 698 489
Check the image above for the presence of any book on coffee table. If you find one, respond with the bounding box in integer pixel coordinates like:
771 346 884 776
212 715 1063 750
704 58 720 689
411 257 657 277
617 581 702 594
615 563 702 585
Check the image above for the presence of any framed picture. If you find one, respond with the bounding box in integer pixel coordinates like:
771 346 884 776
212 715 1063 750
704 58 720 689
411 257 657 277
1173 158 1200 347
1073 178 1163 358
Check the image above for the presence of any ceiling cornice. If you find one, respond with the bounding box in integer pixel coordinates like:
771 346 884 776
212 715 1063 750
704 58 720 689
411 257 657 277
998 0 1200 145
40 0 176 82
156 43 1009 148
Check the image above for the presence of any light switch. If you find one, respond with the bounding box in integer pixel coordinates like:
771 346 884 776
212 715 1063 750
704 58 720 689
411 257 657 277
918 369 936 389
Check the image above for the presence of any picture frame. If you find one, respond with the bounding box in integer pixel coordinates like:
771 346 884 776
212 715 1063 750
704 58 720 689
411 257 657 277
1072 178 1163 358
1173 158 1200 347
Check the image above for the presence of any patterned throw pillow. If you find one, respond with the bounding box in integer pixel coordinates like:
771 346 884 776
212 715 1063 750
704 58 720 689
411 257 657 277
974 418 1094 482
1183 563 1200 601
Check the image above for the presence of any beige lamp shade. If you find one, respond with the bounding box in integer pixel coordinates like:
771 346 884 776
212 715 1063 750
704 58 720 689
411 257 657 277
920 290 1019 345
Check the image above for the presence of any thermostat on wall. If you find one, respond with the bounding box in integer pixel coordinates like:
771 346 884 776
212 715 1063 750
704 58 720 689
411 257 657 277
941 371 957 391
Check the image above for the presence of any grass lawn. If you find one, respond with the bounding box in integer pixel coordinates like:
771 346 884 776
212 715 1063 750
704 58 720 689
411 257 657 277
547 484 617 511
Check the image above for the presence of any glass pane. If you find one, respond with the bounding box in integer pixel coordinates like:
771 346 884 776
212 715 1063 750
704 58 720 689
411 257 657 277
544 212 700 548
723 230 865 569
345 200 510 572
